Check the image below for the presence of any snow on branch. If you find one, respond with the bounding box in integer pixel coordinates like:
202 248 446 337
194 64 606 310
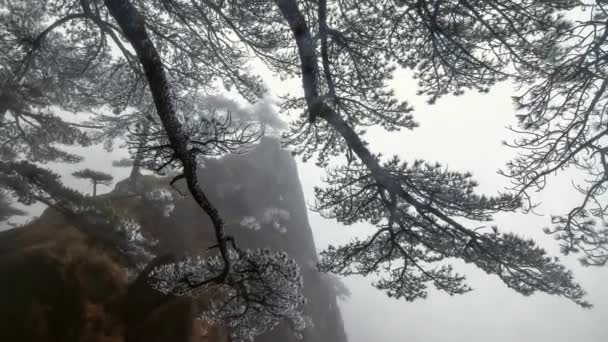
144 188 175 217
149 248 306 341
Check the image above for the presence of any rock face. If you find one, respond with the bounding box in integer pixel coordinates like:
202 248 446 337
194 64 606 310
0 138 348 342
197 138 348 342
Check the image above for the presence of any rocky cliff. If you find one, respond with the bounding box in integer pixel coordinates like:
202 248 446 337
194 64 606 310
0 138 348 342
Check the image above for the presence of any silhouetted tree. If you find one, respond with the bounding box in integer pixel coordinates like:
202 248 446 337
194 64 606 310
119 2 589 306
72 168 114 196
502 1 608 267
0 0 114 163
269 0 587 305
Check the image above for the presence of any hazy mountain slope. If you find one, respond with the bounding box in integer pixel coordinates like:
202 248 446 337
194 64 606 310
0 138 347 342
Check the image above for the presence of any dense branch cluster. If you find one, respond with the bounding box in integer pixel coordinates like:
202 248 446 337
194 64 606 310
264 0 591 306
315 158 586 304
0 0 119 162
282 0 576 163
129 99 263 175
502 2 608 266
149 249 306 342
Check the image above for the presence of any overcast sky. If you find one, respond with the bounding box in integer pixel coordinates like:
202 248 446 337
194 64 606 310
5 59 607 342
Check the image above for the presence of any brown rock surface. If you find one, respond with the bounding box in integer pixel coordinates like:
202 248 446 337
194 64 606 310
0 138 347 342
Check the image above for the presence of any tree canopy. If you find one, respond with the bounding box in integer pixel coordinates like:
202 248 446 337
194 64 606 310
72 168 114 195
501 1 608 267
0 0 606 339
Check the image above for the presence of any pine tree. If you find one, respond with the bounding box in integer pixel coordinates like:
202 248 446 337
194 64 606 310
501 1 608 266
72 168 114 196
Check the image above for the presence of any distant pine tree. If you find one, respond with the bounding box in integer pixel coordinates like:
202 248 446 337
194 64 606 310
72 169 114 196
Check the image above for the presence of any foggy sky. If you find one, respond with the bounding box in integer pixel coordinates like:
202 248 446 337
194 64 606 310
5 62 607 342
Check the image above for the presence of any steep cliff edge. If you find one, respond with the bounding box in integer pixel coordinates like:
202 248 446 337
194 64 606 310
0 138 348 342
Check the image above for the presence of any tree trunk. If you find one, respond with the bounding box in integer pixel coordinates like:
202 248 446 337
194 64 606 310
275 0 487 243
129 118 151 181
102 0 232 279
